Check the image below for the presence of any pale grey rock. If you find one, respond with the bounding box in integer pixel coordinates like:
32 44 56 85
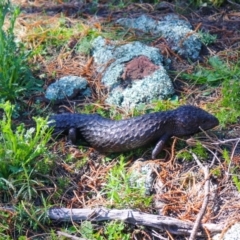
213 223 240 240
92 36 174 109
45 75 91 101
117 14 201 60
129 160 160 195
117 14 158 33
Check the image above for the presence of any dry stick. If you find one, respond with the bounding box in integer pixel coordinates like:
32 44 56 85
189 153 210 240
47 207 223 236
227 0 240 9
151 229 168 240
57 231 86 240
212 138 240 145
203 146 223 168
227 138 240 179
199 126 216 141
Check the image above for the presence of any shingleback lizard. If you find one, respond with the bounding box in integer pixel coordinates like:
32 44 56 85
49 105 219 159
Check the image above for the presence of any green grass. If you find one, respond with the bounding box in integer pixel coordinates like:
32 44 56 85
78 220 131 240
28 15 132 58
198 30 217 46
0 196 51 239
182 56 240 126
103 156 152 209
176 141 208 162
0 101 53 200
79 99 181 121
0 0 41 102
48 220 131 240
0 101 55 238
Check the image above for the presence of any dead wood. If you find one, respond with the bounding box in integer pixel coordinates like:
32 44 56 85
48 207 224 236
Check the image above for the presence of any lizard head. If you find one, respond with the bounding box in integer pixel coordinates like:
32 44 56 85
170 105 219 137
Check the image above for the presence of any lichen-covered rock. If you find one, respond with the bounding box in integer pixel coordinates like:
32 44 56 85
129 160 159 195
92 36 174 109
92 37 163 71
117 14 201 60
213 223 240 240
107 67 173 108
45 75 91 101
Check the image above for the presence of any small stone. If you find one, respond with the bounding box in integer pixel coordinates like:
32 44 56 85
45 75 91 101
129 160 160 195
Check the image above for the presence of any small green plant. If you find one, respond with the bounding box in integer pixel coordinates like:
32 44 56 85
81 103 110 117
86 220 130 240
0 101 53 199
76 36 93 55
222 148 231 163
109 1 127 10
223 149 240 192
232 175 240 192
0 1 41 101
64 220 131 240
211 167 222 177
103 156 152 209
102 221 131 240
198 30 217 46
78 221 96 239
192 141 208 159
151 98 181 112
177 142 207 161
177 150 193 161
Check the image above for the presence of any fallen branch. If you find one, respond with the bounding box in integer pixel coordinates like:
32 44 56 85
57 231 86 240
189 153 210 240
48 207 224 236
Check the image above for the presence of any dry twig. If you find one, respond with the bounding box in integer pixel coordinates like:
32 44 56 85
189 153 210 240
57 231 86 240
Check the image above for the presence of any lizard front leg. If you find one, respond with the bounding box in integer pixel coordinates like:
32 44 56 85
68 128 77 144
152 133 171 159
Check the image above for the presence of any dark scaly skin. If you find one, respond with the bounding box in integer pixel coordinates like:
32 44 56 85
49 105 219 159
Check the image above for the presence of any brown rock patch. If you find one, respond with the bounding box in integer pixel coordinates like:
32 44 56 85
122 55 160 80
